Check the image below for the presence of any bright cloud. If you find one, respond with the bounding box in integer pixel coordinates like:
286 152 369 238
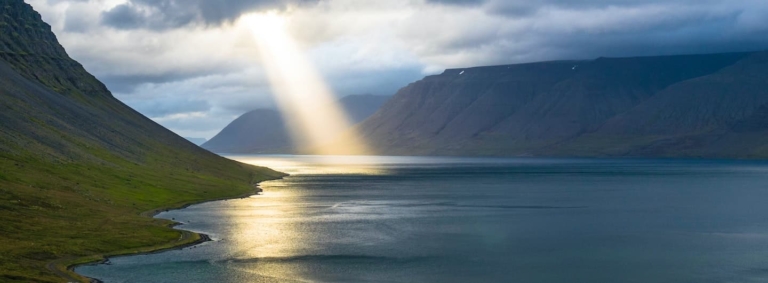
25 0 768 139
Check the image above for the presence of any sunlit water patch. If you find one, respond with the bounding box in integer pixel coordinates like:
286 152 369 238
77 156 768 283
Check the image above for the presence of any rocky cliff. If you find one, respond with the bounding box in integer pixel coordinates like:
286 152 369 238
1 0 110 99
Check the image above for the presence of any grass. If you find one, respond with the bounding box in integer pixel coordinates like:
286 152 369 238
0 2 287 281
0 148 285 283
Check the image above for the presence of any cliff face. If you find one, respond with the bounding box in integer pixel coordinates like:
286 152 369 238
0 0 110 99
0 0 67 56
0 1 282 281
356 51 768 157
203 94 391 154
0 0 231 163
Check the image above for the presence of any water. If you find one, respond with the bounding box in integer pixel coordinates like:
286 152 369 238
77 156 768 283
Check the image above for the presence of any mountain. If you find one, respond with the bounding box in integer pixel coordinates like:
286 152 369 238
356 51 768 157
0 1 284 282
337 94 393 122
202 94 390 154
185 137 208 145
202 109 291 153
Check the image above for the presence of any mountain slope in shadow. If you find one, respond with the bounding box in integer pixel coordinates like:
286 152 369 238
355 51 768 157
202 94 390 154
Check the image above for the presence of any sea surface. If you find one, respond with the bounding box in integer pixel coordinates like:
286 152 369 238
77 156 768 283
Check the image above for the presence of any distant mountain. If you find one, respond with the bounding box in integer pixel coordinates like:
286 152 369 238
0 1 283 281
356 51 768 158
202 94 390 154
185 137 208 145
202 109 291 154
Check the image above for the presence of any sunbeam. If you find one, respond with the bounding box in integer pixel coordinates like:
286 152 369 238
239 12 370 155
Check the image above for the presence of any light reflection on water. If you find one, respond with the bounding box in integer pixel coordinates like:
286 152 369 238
226 154 533 175
75 156 768 283
228 154 393 175
216 190 305 281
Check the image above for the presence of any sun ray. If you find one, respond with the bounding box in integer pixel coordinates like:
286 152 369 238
239 12 370 155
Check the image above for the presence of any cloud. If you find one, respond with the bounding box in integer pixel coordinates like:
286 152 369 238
194 0 316 24
24 0 768 139
101 0 318 30
101 0 199 30
426 0 486 6
394 0 768 70
129 96 211 118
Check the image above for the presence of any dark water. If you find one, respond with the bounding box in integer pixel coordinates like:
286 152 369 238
77 156 768 283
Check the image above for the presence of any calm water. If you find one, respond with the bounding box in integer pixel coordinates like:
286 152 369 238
77 156 768 283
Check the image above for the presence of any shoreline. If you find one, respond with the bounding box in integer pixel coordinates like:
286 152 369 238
47 178 283 283
73 232 212 283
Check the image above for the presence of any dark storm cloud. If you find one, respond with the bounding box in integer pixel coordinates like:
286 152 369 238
101 0 200 30
194 0 316 24
101 0 316 30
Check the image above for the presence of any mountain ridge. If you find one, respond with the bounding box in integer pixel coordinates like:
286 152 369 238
356 50 768 157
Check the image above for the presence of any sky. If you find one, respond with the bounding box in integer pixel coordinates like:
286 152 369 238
27 0 768 139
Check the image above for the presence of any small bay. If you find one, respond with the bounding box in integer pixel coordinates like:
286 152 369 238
77 156 768 283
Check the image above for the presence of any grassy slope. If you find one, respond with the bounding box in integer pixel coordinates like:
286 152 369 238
0 145 284 283
0 1 286 281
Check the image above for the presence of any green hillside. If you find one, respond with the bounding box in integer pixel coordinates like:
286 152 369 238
0 0 285 282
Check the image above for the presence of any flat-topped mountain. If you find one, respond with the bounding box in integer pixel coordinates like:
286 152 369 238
356 51 768 157
0 1 283 281
202 94 390 154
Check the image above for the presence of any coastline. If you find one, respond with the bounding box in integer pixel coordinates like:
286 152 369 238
46 178 284 283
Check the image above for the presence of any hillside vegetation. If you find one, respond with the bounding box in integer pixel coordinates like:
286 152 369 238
0 1 284 282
